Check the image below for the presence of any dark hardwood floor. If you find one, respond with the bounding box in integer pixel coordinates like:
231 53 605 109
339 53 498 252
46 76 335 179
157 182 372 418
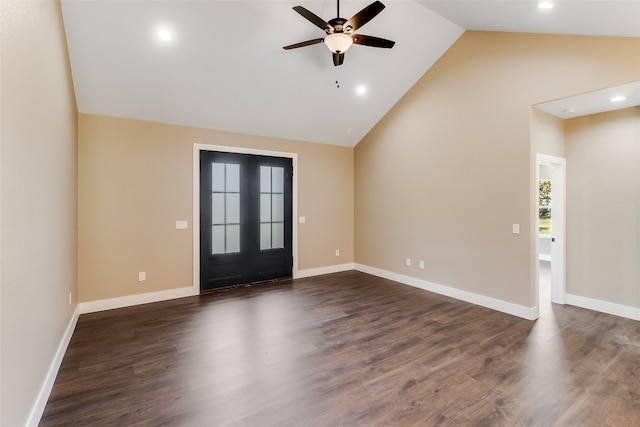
40 269 640 426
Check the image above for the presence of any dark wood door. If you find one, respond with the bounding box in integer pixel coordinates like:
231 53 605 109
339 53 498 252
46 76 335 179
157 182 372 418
200 151 293 291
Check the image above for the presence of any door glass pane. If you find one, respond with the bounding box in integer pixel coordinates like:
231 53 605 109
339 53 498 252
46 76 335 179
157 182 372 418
260 166 271 192
212 225 225 254
226 164 240 192
212 193 225 224
226 193 240 223
226 225 240 253
260 223 271 250
260 165 286 251
272 223 284 249
211 162 241 254
260 194 271 222
272 167 284 193
212 163 225 192
272 194 284 221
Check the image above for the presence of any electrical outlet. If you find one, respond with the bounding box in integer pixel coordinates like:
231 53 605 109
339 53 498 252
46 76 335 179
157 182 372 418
419 260 425 269
139 272 146 281
406 258 411 267
335 249 340 257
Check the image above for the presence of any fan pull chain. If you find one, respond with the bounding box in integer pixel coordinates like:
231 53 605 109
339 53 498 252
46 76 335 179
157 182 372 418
336 67 340 88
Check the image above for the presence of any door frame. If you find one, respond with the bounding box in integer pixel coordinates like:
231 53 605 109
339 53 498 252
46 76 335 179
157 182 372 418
193 143 298 295
535 153 566 310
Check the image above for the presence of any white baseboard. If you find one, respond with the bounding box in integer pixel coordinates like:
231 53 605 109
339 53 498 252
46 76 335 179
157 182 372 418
354 263 538 320
294 263 355 279
565 293 640 321
79 264 357 315
27 305 80 427
80 264 361 314
79 286 197 314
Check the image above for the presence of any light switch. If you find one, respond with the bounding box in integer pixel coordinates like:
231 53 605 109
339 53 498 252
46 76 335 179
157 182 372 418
176 220 188 229
299 216 306 224
512 224 520 234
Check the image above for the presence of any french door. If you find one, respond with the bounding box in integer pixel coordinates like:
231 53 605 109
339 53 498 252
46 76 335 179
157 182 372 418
200 151 293 291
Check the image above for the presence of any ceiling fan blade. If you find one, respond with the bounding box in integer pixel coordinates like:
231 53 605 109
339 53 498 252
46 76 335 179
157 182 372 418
345 1 385 32
292 6 332 32
352 34 395 48
332 52 345 66
283 38 324 50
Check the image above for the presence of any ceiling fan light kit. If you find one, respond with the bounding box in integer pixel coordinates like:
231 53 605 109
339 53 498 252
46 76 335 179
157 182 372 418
283 0 395 67
325 33 353 54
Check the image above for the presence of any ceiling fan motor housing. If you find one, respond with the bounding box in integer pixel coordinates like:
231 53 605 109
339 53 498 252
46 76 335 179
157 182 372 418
327 18 352 34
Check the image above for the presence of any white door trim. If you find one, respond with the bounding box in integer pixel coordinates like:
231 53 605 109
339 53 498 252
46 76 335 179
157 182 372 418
535 153 566 307
193 143 298 295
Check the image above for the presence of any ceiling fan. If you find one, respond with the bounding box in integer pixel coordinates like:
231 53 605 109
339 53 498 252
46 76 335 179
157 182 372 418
283 0 395 67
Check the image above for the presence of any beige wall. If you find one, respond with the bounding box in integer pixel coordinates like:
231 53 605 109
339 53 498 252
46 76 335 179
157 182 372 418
0 1 78 425
565 107 639 308
531 108 565 159
78 114 353 302
355 32 640 308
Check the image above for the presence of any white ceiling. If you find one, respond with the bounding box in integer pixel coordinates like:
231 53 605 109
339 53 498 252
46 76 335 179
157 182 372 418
534 81 640 119
418 0 640 37
60 1 640 147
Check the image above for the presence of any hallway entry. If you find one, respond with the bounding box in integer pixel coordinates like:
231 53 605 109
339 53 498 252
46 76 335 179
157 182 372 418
536 154 566 308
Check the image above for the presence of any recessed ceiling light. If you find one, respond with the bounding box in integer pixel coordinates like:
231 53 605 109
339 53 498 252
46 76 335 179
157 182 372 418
356 85 367 95
537 2 554 9
609 95 626 102
562 107 576 114
158 29 172 41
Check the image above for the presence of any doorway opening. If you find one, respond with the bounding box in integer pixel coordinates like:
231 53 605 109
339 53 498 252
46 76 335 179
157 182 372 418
193 144 298 295
535 154 566 313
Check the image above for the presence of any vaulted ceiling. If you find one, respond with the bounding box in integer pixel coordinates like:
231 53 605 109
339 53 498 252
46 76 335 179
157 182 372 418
61 1 640 147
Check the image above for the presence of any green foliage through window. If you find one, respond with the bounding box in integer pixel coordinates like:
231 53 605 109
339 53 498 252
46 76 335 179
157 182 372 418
539 180 551 235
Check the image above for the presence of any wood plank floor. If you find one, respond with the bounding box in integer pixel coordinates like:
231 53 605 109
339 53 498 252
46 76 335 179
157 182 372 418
41 269 640 426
